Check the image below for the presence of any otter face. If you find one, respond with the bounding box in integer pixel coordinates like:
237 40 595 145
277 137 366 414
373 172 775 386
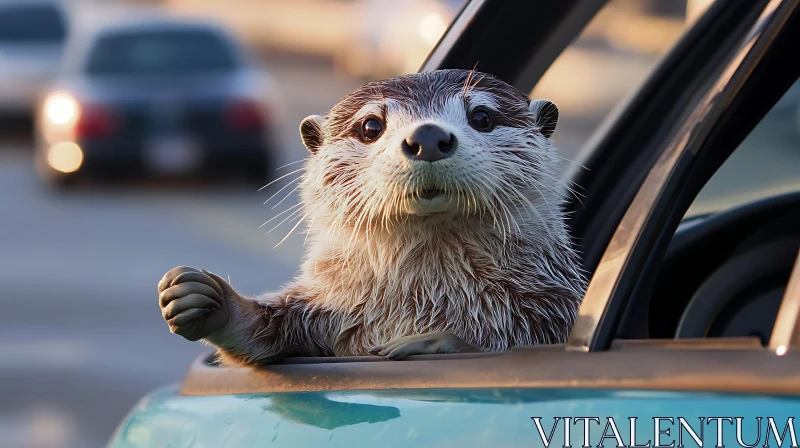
299 69 561 230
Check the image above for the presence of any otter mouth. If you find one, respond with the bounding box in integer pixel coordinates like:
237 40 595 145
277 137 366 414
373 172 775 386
410 189 446 200
403 188 455 216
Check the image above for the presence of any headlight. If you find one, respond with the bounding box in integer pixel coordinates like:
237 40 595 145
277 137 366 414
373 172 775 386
47 142 83 173
44 92 80 126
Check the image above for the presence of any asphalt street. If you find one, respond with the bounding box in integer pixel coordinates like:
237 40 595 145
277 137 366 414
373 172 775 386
0 57 365 448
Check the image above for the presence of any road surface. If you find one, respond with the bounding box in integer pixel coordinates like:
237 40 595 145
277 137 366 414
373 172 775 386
0 56 365 448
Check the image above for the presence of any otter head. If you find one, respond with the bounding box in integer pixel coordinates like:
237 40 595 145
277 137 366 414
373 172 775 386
298 69 562 235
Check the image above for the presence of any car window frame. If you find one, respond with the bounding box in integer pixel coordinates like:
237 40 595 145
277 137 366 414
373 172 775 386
566 0 800 352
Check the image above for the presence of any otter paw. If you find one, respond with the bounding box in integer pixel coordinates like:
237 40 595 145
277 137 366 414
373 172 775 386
368 332 481 360
158 266 230 342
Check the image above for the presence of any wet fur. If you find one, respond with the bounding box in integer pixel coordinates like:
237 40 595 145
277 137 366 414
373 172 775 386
206 69 587 366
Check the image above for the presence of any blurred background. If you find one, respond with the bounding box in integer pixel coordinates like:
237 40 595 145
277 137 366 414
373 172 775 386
3 0 798 446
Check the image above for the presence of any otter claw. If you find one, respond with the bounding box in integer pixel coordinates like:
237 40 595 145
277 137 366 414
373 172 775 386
374 332 479 360
170 307 212 326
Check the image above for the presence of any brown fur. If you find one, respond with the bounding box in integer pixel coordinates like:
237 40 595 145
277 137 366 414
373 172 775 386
171 70 586 366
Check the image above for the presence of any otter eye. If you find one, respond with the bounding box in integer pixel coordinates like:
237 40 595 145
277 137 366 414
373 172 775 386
360 118 384 141
469 107 494 132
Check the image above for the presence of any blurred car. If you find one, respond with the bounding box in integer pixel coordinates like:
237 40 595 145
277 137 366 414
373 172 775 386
0 0 69 135
34 18 282 187
334 0 464 79
108 0 800 446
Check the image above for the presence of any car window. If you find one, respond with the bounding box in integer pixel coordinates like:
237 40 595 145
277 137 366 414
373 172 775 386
642 70 800 345
530 0 706 163
84 29 239 76
0 3 67 43
686 78 800 217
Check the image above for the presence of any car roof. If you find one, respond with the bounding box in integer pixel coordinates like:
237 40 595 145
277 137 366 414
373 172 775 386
84 17 230 38
0 0 64 7
0 0 69 18
59 9 240 75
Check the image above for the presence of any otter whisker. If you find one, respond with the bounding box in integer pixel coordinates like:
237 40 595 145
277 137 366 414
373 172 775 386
265 206 306 235
303 214 317 247
505 172 557 221
496 175 555 242
490 177 525 234
274 159 306 171
259 202 303 228
342 198 370 268
486 146 587 199
526 167 586 205
460 61 480 100
262 174 302 205
490 154 585 208
528 177 566 215
274 212 309 248
538 151 589 172
464 183 482 220
473 172 511 245
471 173 502 227
271 182 302 210
257 167 305 192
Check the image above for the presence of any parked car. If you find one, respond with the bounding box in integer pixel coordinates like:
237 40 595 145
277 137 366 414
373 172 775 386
0 0 69 136
33 17 283 187
108 0 800 446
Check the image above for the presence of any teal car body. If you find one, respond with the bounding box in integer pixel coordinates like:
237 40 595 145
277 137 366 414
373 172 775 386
111 387 800 448
108 0 800 446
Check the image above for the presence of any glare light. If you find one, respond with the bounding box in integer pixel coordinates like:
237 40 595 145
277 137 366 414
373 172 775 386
47 142 83 173
687 0 715 25
776 345 788 356
418 12 447 47
44 92 80 126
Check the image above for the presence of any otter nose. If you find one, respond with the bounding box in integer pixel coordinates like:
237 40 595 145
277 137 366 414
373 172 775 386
401 124 457 162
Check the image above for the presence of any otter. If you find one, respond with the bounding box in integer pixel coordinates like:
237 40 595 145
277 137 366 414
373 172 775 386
157 69 586 366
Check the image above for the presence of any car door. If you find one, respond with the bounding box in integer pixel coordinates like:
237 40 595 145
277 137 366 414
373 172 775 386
109 1 800 447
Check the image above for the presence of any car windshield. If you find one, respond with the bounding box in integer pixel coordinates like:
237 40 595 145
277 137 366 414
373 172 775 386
0 4 67 43
84 28 239 76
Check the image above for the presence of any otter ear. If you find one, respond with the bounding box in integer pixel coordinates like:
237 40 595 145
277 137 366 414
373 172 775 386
299 115 325 154
529 99 559 138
